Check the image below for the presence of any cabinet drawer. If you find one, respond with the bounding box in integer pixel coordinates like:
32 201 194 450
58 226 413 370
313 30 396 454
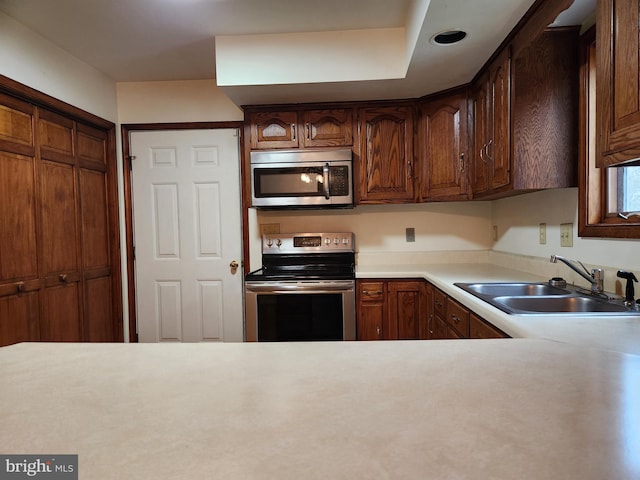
433 288 447 318
358 282 385 302
469 314 509 339
446 297 470 337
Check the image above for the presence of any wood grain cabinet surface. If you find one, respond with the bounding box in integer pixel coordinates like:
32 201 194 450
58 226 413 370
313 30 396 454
356 279 429 340
596 0 640 167
248 108 353 150
471 47 511 197
472 27 579 199
356 105 416 203
0 90 121 346
419 89 470 201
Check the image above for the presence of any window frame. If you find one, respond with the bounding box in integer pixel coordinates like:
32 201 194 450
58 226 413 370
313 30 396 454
578 26 640 238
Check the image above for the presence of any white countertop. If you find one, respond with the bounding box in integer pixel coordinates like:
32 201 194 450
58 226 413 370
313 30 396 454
1 341 639 479
356 263 640 355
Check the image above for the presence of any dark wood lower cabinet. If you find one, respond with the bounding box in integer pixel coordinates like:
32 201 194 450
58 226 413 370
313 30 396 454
357 278 509 341
357 279 428 340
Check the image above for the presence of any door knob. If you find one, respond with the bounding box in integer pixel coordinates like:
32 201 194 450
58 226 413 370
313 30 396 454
229 260 239 273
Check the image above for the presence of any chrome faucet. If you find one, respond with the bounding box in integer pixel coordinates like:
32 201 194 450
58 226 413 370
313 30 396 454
550 255 604 294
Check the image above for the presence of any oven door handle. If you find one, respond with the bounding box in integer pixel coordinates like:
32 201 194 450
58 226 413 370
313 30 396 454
245 283 354 293
323 163 330 199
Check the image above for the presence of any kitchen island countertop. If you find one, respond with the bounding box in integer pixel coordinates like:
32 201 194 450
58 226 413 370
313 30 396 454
1 340 639 479
356 262 640 355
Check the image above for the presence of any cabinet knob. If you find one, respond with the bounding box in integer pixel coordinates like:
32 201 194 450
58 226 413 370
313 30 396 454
376 326 381 337
16 281 25 293
59 274 67 282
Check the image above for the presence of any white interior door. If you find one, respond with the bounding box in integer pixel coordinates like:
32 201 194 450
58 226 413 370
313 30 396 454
131 129 243 342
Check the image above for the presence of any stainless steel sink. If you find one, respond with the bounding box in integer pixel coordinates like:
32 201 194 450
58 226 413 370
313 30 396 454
491 295 632 314
458 282 567 296
454 282 639 316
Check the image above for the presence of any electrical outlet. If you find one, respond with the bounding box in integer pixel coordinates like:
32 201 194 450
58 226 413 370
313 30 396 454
405 227 415 242
539 223 546 244
560 223 573 247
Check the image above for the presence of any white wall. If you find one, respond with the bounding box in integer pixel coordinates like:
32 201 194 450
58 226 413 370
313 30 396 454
252 202 493 269
117 80 243 123
492 188 640 271
0 11 117 122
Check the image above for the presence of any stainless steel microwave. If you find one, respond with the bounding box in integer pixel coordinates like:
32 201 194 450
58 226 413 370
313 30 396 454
250 148 353 208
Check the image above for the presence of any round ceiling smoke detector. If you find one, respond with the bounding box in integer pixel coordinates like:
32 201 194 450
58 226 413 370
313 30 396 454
431 30 467 45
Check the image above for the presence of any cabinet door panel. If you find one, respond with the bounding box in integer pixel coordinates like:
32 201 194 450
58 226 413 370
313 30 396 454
421 91 469 200
388 282 421 340
249 111 299 149
358 106 415 202
80 169 110 270
0 292 40 346
40 161 79 275
302 109 353 147
0 152 38 281
41 283 82 342
472 75 489 194
597 0 640 166
489 49 511 190
357 281 385 340
85 275 114 342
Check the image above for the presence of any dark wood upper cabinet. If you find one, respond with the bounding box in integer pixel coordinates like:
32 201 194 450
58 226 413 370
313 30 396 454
248 110 299 149
511 28 579 190
596 0 640 167
248 107 353 150
419 89 470 201
471 48 511 197
301 109 353 148
356 104 415 203
471 50 511 196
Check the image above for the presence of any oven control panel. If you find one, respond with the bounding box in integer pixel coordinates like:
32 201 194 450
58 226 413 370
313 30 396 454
262 232 355 253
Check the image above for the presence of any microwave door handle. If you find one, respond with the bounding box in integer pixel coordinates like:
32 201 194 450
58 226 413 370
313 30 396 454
323 163 330 199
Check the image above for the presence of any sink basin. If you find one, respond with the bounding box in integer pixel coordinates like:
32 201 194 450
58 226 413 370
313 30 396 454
492 295 632 314
457 282 567 297
454 282 639 316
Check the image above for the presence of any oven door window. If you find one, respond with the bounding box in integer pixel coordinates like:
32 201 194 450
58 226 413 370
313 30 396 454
257 293 343 341
253 166 325 198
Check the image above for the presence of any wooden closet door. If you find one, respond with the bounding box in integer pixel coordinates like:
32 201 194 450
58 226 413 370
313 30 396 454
0 94 41 345
38 109 83 342
78 124 114 342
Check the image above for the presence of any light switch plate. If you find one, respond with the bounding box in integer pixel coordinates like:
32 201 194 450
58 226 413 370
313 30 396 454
560 223 573 247
539 223 546 244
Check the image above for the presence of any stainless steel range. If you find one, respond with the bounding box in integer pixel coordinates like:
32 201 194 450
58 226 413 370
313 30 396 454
244 232 356 342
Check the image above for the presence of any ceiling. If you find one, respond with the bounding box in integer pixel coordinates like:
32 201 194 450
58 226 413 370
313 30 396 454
0 0 594 106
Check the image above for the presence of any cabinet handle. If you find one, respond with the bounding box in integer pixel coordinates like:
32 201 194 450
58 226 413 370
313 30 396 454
16 281 25 293
485 139 494 162
363 290 383 295
59 274 67 282
460 153 465 172
435 300 443 307
408 161 413 178
376 326 381 337
451 314 460 323
306 123 311 140
291 124 296 141
480 144 487 163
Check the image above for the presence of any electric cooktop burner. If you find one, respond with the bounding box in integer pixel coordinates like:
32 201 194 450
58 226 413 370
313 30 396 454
245 232 355 282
